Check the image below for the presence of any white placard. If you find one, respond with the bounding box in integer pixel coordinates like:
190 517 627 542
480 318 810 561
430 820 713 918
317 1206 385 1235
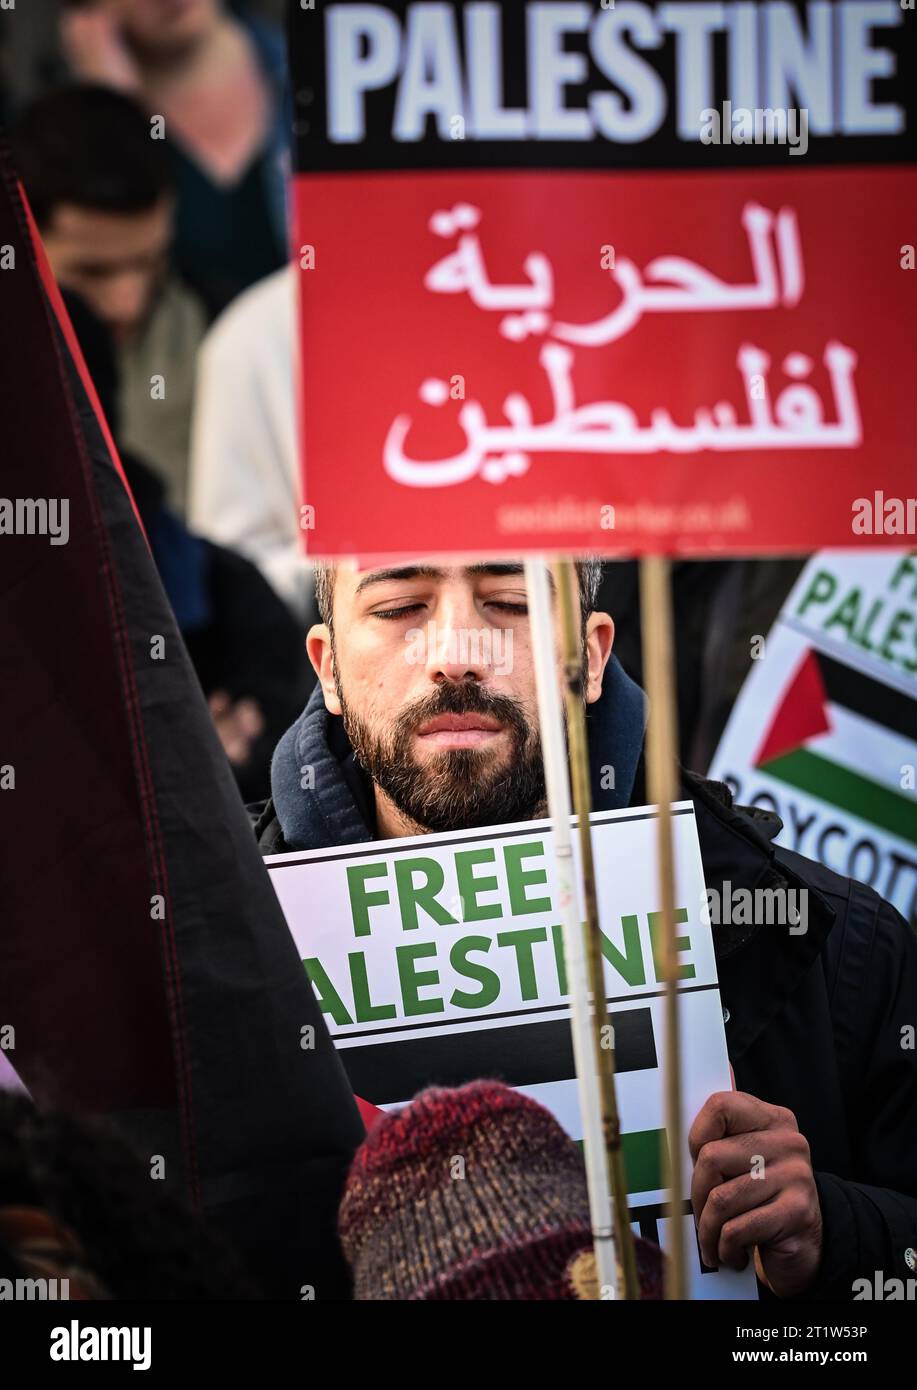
268 801 757 1300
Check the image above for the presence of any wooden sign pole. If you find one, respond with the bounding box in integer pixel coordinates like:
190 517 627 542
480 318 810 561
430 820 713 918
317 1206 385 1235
524 557 619 1296
639 554 688 1300
553 558 641 1302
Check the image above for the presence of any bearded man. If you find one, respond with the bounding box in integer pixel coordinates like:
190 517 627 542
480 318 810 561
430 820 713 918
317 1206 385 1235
252 558 917 1302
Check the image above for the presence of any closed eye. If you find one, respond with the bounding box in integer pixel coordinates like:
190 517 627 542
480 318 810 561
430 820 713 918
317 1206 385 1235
371 603 426 620
371 600 527 620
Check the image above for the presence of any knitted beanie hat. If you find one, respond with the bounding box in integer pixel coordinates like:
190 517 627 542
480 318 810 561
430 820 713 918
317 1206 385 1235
338 1079 663 1300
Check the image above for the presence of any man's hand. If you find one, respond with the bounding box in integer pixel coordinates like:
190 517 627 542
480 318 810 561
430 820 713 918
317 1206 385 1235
689 1090 823 1298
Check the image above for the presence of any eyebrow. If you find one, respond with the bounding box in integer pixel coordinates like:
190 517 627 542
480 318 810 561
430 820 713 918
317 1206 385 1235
354 563 526 595
70 251 165 275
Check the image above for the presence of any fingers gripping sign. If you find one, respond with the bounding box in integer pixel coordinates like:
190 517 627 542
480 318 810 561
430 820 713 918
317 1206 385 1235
689 1089 823 1298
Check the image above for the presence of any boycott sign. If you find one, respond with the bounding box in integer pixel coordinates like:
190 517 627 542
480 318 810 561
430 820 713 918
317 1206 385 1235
710 550 917 925
267 801 758 1300
288 0 916 557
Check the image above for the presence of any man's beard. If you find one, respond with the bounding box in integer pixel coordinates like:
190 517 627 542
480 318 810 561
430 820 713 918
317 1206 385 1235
337 677 547 834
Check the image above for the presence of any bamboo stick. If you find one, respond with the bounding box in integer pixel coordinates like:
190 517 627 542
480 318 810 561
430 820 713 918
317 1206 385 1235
639 554 687 1301
524 557 618 1296
552 557 640 1301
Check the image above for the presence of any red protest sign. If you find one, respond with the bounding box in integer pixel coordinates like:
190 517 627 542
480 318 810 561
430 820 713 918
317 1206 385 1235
288 1 916 559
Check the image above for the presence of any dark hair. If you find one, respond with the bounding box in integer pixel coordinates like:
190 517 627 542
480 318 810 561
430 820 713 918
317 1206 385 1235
313 559 603 636
0 1091 256 1298
11 85 172 228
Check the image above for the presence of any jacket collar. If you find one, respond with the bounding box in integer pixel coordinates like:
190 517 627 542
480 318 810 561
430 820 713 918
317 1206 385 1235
268 682 374 852
269 654 647 851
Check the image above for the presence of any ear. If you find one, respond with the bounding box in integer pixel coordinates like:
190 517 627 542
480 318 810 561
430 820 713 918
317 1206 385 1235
306 623 342 716
584 611 614 705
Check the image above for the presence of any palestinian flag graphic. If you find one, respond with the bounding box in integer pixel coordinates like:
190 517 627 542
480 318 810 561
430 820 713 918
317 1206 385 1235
754 648 917 847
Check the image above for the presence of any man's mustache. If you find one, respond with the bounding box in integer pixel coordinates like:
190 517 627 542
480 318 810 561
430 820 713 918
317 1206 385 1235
394 680 531 738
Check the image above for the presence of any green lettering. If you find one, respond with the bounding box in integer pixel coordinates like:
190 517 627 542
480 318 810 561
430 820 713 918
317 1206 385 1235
449 935 501 1009
824 587 861 641
395 857 456 931
794 567 837 620
303 957 353 1026
600 914 647 987
349 952 396 1022
346 862 389 938
888 553 917 601
852 597 882 653
396 942 444 1016
648 908 695 982
505 841 551 915
878 608 913 665
496 926 548 1000
455 847 501 921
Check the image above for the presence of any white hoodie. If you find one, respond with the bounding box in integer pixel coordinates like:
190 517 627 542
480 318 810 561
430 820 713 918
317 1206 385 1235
189 263 314 621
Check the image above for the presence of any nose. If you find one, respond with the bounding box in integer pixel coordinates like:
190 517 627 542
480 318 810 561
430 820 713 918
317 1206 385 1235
99 271 150 336
425 589 489 685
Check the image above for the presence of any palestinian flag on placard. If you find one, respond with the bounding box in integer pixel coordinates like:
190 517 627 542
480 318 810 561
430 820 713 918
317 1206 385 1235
0 141 363 1296
753 648 917 847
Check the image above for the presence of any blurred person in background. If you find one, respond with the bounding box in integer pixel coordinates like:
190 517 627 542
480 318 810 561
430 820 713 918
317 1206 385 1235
189 263 317 623
63 289 313 802
12 84 206 516
60 0 289 318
